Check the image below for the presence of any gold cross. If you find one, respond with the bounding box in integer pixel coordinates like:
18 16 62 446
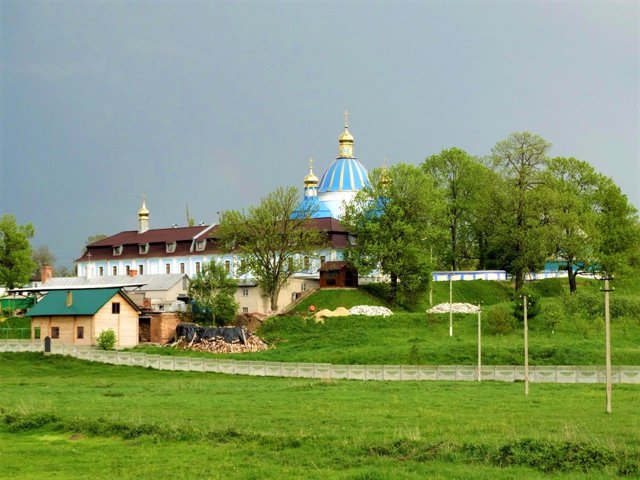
308 157 314 172
342 110 349 128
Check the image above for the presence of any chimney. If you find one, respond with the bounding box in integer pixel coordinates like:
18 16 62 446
41 265 53 284
66 291 73 307
129 269 138 277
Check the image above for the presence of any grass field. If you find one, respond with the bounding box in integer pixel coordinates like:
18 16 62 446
134 278 640 365
1 353 639 479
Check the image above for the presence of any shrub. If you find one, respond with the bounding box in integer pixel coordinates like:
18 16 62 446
96 329 117 350
485 306 514 335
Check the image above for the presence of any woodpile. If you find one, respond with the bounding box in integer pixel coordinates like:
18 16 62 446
170 335 269 353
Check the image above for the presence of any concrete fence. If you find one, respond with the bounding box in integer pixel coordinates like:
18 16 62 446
2 340 639 384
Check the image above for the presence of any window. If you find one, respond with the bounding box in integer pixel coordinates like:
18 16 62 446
301 283 307 292
112 266 117 276
112 302 120 314
196 240 206 251
138 265 144 274
304 256 310 271
242 288 249 297
51 327 60 339
320 256 326 264
225 260 230 273
242 307 248 314
180 263 185 274
34 327 41 339
125 266 131 275
166 242 176 253
99 266 104 276
139 243 149 254
195 262 201 274
113 245 123 256
77 326 84 339
165 263 171 274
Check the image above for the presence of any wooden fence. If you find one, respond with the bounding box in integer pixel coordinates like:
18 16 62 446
2 340 639 384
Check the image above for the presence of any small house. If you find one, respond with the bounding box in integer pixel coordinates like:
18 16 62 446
27 288 141 348
319 261 358 288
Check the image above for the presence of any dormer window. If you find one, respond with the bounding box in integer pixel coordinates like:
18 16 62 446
139 243 149 254
196 239 206 251
113 245 123 256
166 242 176 253
348 234 357 246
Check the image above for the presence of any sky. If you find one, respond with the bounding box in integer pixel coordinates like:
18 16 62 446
1 0 638 269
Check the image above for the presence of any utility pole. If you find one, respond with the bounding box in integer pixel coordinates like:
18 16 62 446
523 295 529 396
449 271 453 337
477 302 482 382
602 277 613 414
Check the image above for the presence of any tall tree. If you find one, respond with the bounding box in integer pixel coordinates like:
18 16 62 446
422 148 489 270
188 261 239 325
592 176 640 278
490 132 552 291
0 214 37 289
32 245 56 275
543 157 601 292
216 186 325 312
342 164 446 307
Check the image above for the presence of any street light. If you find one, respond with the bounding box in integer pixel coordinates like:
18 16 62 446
448 271 453 337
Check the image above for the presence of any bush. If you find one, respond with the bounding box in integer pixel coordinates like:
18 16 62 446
96 329 117 350
513 288 541 322
485 306 514 335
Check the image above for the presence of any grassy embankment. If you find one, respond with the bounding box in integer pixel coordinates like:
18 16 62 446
134 277 640 365
1 353 639 479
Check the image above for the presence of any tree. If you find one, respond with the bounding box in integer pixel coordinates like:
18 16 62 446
422 148 490 270
342 164 446 307
188 261 239 325
32 245 56 275
86 234 107 245
490 132 553 291
543 157 602 292
543 157 639 291
0 214 37 289
216 186 325 312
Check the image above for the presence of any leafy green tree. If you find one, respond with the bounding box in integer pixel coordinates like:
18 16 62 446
96 329 117 350
188 261 239 325
217 186 325 312
423 148 490 270
0 214 37 289
490 132 553 291
543 157 602 292
342 164 446 307
85 234 107 245
543 157 639 291
592 176 640 278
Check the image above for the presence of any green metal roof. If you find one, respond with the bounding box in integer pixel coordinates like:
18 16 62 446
26 288 135 317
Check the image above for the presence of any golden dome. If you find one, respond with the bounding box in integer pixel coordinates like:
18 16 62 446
337 110 355 159
304 158 319 186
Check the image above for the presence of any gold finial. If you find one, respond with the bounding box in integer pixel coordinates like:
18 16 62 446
304 157 319 186
337 111 355 159
138 194 149 216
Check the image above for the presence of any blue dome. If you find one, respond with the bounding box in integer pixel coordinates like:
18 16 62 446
318 158 370 193
292 196 334 219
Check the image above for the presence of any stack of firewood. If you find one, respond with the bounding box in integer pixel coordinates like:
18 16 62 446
171 335 269 353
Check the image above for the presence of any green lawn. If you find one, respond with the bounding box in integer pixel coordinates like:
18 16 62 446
1 353 638 479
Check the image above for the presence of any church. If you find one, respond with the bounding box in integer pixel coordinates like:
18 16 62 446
74 116 373 314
